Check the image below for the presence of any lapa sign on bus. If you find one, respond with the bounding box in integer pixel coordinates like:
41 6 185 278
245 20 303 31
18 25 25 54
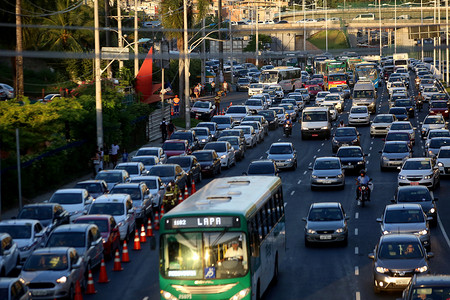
165 216 240 229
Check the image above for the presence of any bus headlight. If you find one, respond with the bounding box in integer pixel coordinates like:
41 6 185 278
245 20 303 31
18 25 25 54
161 290 178 300
229 288 251 300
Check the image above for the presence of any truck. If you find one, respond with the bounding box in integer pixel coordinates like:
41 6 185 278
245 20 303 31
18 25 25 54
393 53 409 71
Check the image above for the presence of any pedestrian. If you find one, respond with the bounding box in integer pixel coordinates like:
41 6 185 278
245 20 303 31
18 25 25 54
91 148 101 177
160 117 168 142
168 119 176 138
173 95 180 116
211 81 216 95
103 144 110 169
214 92 221 115
111 142 120 168
122 148 129 162
98 147 104 171
194 84 200 99
222 81 228 97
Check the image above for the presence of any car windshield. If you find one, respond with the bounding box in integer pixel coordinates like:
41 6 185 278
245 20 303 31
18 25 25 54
163 142 186 151
193 102 210 108
424 117 444 124
373 116 393 123
49 193 82 205
171 133 192 142
236 127 251 134
402 160 431 170
47 232 86 248
386 133 409 141
193 128 208 136
350 107 368 113
439 149 450 158
391 123 412 130
110 187 141 200
280 104 293 111
335 128 356 137
23 254 69 271
18 206 53 220
421 79 434 85
136 149 158 156
250 84 263 88
204 143 226 152
430 138 450 148
271 108 284 114
131 156 157 165
130 179 157 189
395 100 412 106
314 160 340 170
248 163 275 174
353 90 374 98
193 152 213 162
431 102 447 108
245 100 262 106
160 232 248 279
115 165 139 175
308 207 343 221
411 287 450 299
431 94 448 100
74 219 108 232
259 111 275 118
197 123 215 131
378 242 423 259
384 209 424 223
337 148 362 157
317 92 329 98
303 112 327 121
227 107 246 113
269 145 292 154
149 166 175 177
324 95 340 101
220 131 239 137
167 157 190 168
95 172 123 183
383 143 409 153
74 182 104 194
90 202 125 216
398 189 433 202
424 87 439 93
0 225 32 239
390 108 407 114
211 117 231 124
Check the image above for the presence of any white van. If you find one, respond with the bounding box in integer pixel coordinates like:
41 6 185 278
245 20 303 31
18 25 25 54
301 107 331 139
353 13 375 21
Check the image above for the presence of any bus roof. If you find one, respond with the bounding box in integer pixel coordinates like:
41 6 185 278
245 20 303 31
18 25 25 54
163 176 281 218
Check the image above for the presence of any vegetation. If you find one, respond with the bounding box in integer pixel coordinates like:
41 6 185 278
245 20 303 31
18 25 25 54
243 35 272 52
308 30 349 50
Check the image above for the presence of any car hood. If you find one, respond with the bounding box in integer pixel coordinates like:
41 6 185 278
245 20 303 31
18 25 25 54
159 176 176 184
423 124 445 130
306 220 344 231
21 270 70 283
372 122 391 128
15 239 33 248
376 258 428 270
382 223 427 234
197 135 209 140
191 107 210 113
437 157 450 165
383 152 410 159
216 124 232 130
399 170 432 176
198 161 213 167
60 204 85 213
312 169 342 177
349 113 369 118
268 154 294 160
338 157 363 163
334 136 357 142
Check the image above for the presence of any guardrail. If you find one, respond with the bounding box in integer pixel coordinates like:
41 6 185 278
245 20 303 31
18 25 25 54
148 106 171 142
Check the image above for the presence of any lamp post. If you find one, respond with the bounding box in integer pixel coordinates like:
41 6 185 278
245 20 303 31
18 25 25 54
325 0 328 52
94 0 103 149
184 0 190 129
446 0 449 86
395 0 397 54
117 0 123 70
134 0 138 77
379 0 382 56
303 0 306 52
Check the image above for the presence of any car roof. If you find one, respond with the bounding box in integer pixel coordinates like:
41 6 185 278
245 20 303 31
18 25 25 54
249 160 275 165
137 147 162 150
75 214 113 221
380 233 421 243
316 156 339 162
411 274 450 286
270 142 293 147
98 169 128 174
337 146 362 150
397 185 430 192
0 219 40 226
95 194 130 202
77 180 106 184
130 175 160 181
163 139 187 144
385 203 422 211
310 202 341 209
111 183 142 189
52 223 95 233
53 188 86 194
116 162 142 166
405 157 432 162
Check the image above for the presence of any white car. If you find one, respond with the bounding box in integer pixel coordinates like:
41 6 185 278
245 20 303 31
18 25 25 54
388 86 408 99
348 106 370 126
0 83 15 99
269 107 286 125
425 129 450 148
241 121 264 143
323 93 343 113
389 121 416 143
129 175 165 211
134 146 167 164
437 146 450 175
315 91 330 105
421 115 447 138
398 158 440 189
203 141 236 168
88 194 136 241
422 86 441 102
48 189 94 221
0 220 48 264
370 114 397 136
320 103 337 121
234 125 257 148
248 83 264 96
130 155 161 172
245 98 266 113
115 162 148 178
225 105 250 122
0 233 20 276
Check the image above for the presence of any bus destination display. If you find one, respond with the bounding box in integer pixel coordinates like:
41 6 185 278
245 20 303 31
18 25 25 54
165 216 240 229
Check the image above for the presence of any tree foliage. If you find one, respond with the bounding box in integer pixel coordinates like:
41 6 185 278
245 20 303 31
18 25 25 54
243 34 272 52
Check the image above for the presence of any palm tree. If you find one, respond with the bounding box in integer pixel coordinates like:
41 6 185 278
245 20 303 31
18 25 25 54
160 0 210 119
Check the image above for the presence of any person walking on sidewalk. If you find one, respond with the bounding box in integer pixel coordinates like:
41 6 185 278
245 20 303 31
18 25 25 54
91 148 101 177
211 81 216 95
215 92 221 115
160 118 168 142
111 142 120 168
222 81 228 97
168 119 176 138
173 95 180 116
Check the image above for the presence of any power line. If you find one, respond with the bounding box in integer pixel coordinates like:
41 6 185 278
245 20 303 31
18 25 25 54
0 0 85 18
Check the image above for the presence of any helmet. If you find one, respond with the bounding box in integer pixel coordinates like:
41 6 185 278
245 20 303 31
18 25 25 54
285 114 290 119
360 170 366 176
175 95 178 98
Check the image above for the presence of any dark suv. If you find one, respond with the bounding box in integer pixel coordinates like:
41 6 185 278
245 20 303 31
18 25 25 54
169 130 199 151
401 274 450 299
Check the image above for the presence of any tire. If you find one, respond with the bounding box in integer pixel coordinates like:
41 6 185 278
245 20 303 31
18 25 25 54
66 285 74 300
256 281 261 300
304 238 311 247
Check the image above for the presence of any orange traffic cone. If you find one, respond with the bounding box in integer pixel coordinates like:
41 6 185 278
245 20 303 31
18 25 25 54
122 241 130 263
98 259 109 283
191 179 196 194
160 205 165 219
133 229 141 250
85 269 97 294
140 224 147 243
154 212 160 230
113 249 123 271
74 280 83 300
178 192 183 204
184 185 189 200
147 219 153 237
170 106 174 116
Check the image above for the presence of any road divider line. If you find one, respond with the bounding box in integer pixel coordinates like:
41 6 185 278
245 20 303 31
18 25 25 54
317 149 321 152
355 266 359 276
371 141 374 144
355 247 359 255
313 155 316 159
321 143 324 146
356 292 361 300
290 191 295 196
260 156 263 159
355 212 359 219
303 171 307 175
437 213 450 250
355 228 358 236
366 161 370 165
369 147 372 151
278 138 281 141
297 179 302 184
367 153 371 157
284 203 287 207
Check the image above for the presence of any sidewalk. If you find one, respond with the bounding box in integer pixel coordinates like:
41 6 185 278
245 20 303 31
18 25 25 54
0 139 165 221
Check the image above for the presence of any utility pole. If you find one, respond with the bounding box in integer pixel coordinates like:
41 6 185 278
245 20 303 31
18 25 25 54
118 0 124 70
201 18 206 86
256 7 259 67
184 0 190 129
105 0 112 78
94 0 103 149
134 0 139 77
218 0 224 84
15 0 24 100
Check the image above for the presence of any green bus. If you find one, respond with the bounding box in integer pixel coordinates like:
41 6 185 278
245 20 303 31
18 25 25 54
159 176 286 300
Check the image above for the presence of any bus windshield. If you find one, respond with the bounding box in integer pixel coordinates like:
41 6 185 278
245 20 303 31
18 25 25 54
161 231 248 279
259 71 278 84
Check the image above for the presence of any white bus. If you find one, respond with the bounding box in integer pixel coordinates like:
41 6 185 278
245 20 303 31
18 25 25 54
259 66 302 92
159 176 286 300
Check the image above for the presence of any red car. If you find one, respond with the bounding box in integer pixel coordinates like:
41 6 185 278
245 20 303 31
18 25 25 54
162 139 191 158
74 214 121 260
305 84 322 99
429 100 449 118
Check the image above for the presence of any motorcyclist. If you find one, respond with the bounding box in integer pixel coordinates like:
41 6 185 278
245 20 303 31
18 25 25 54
415 93 423 111
338 120 346 127
356 170 371 201
284 114 293 127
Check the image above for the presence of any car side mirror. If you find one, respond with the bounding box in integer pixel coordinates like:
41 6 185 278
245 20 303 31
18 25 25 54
302 217 307 221
368 253 375 260
85 199 92 205
128 209 134 214
427 252 434 259
397 166 401 170
376 218 382 223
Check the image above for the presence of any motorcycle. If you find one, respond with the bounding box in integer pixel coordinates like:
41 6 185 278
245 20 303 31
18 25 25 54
284 123 292 137
357 180 373 207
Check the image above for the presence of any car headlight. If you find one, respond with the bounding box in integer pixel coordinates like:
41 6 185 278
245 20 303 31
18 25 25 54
161 290 178 300
311 174 318 179
429 208 436 214
286 158 293 162
117 222 124 227
438 162 444 167
382 230 390 235
398 175 406 180
415 266 428 273
321 126 329 130
332 139 338 144
19 245 32 251
352 138 358 143
56 276 67 284
424 174 432 179
376 267 389 273
337 174 343 178
220 155 227 159
229 288 251 300
382 156 388 161
357 161 365 164
335 228 344 233
201 139 206 142
307 229 317 234
417 229 428 235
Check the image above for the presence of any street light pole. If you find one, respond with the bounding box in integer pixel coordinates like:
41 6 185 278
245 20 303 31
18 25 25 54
134 0 139 77
184 0 191 129
395 0 397 53
325 0 328 52
303 0 306 52
379 0 382 56
256 7 259 67
117 0 123 70
446 0 449 86
94 0 103 149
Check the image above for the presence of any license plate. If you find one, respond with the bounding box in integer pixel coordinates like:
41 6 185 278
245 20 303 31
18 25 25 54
342 144 349 147
32 290 48 296
312 134 318 137
410 182 419 185
322 180 332 184
196 113 201 117
320 235 332 240
394 278 411 285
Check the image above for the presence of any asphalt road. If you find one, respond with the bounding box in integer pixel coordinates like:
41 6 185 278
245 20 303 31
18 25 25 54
85 77 450 300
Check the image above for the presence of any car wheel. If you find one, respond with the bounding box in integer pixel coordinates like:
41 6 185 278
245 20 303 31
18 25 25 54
342 236 348 247
66 285 74 300
304 238 311 247
218 165 222 174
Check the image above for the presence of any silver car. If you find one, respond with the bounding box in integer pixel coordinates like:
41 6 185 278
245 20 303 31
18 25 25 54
370 114 397 136
48 189 94 222
134 146 166 164
420 115 447 138
266 142 297 170
130 155 161 172
377 204 431 250
425 137 450 157
0 277 31 300
234 125 257 148
129 175 165 211
240 121 264 143
398 158 440 189
379 141 412 171
20 247 85 299
425 129 450 147
192 127 212 147
436 146 450 175
0 233 20 276
303 202 349 246
388 121 416 143
309 157 345 190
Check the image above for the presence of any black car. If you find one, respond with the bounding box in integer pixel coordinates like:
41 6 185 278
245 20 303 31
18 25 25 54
192 150 222 177
389 107 409 121
258 110 279 130
74 180 109 199
17 203 70 229
169 130 200 151
217 129 246 149
393 186 438 226
218 136 245 161
331 127 361 153
244 160 279 176
400 274 450 299
166 155 202 183
394 99 415 118
335 146 366 173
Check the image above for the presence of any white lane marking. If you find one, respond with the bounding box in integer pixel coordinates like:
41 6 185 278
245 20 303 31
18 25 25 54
284 203 287 207
317 149 321 152
313 155 317 159
367 153 371 157
355 228 359 236
297 179 302 184
290 190 295 196
355 266 359 276
309 162 312 166
356 292 361 300
355 212 359 219
303 171 307 175
260 156 263 159
143 297 149 300
369 147 372 151
367 161 369 165
371 141 374 144
278 138 281 141
437 213 450 250
321 143 324 146
355 247 359 255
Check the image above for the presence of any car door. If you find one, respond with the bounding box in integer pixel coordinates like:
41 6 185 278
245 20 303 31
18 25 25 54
226 142 235 163
89 226 103 267
2 236 16 274
191 157 200 181
141 184 151 216
126 198 136 233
